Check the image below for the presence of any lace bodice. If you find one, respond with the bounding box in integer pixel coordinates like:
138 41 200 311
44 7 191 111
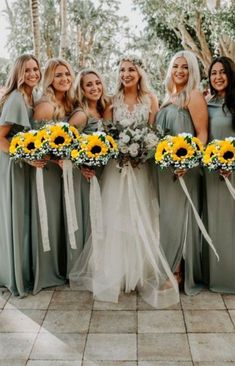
113 96 150 126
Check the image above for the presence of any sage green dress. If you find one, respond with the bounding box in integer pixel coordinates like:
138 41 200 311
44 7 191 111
156 104 204 295
0 90 32 297
66 117 102 277
30 120 66 294
203 97 235 293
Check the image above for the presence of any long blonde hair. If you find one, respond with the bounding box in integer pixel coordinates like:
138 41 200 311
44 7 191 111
163 50 200 108
42 58 75 120
74 68 109 117
115 55 152 105
0 54 41 108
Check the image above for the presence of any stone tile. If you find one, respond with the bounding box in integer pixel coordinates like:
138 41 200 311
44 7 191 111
93 292 137 310
184 310 234 333
138 296 181 310
181 291 225 310
223 295 235 309
138 310 185 333
0 333 36 360
0 309 45 332
83 362 137 366
31 331 86 360
194 363 235 366
138 334 191 361
41 310 91 333
138 363 193 366
84 334 137 360
189 333 235 361
228 310 235 327
0 289 11 309
90 310 136 333
27 362 81 366
0 361 26 366
49 291 93 310
5 292 53 310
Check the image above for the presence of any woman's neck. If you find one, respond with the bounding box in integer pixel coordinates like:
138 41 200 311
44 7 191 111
88 100 101 118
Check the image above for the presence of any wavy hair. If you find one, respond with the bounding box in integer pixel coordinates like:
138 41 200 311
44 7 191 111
0 54 41 108
208 56 235 129
74 68 109 117
163 50 200 108
115 55 152 106
42 58 75 120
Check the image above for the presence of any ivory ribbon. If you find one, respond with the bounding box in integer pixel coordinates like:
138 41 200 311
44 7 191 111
89 175 103 270
63 160 78 249
36 168 50 252
178 176 219 261
224 176 235 200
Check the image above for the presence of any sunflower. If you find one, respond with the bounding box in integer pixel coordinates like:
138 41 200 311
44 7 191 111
192 137 204 152
9 135 23 155
203 143 218 165
71 149 80 160
85 135 108 159
69 125 80 140
22 135 37 154
217 140 235 164
35 129 49 149
171 137 194 161
49 128 72 149
106 135 118 152
155 139 170 162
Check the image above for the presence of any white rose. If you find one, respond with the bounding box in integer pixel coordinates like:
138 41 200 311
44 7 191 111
128 143 139 157
144 133 159 149
121 119 132 128
119 143 129 154
119 132 130 144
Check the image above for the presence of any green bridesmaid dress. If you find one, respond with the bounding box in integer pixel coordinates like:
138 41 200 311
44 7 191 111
156 104 204 295
0 90 33 297
30 120 66 294
203 96 235 293
66 117 102 277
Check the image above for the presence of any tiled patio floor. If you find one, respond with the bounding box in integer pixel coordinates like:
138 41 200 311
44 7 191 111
1 286 235 365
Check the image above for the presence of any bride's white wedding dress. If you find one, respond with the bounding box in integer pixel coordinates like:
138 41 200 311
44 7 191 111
69 97 179 308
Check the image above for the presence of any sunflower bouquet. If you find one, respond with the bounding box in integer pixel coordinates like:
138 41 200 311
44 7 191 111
70 131 118 167
155 133 203 171
9 130 49 161
203 137 235 172
104 118 161 169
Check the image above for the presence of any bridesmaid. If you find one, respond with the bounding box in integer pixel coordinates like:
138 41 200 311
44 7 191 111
32 58 75 293
0 54 41 296
67 68 109 276
156 50 208 295
203 56 235 292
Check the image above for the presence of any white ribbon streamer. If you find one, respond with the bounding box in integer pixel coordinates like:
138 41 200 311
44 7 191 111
63 160 78 249
224 176 235 200
178 176 219 261
36 168 50 252
89 175 103 270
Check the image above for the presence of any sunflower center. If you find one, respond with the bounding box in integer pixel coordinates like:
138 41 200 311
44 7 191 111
91 145 102 154
54 136 65 145
223 151 234 160
176 148 187 157
27 142 35 150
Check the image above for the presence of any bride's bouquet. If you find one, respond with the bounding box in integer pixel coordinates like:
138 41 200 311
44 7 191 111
155 133 203 172
104 118 161 169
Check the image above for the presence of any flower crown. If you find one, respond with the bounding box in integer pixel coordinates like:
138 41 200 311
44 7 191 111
117 55 146 71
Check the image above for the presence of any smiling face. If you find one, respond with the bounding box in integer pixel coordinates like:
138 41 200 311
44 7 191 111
52 65 72 93
171 57 189 91
23 59 40 90
82 73 103 102
119 60 140 88
210 62 228 96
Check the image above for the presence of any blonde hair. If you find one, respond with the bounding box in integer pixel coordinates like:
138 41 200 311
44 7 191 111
42 58 75 120
74 68 109 117
115 56 152 106
0 54 41 108
163 50 200 108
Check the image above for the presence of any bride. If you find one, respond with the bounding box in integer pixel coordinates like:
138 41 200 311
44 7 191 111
70 56 179 308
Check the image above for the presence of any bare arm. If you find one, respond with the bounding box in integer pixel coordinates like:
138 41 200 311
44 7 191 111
148 93 159 125
68 110 87 131
33 102 54 121
188 89 208 145
0 125 12 153
103 101 113 121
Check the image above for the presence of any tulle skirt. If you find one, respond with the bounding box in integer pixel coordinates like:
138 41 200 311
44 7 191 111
69 160 179 309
